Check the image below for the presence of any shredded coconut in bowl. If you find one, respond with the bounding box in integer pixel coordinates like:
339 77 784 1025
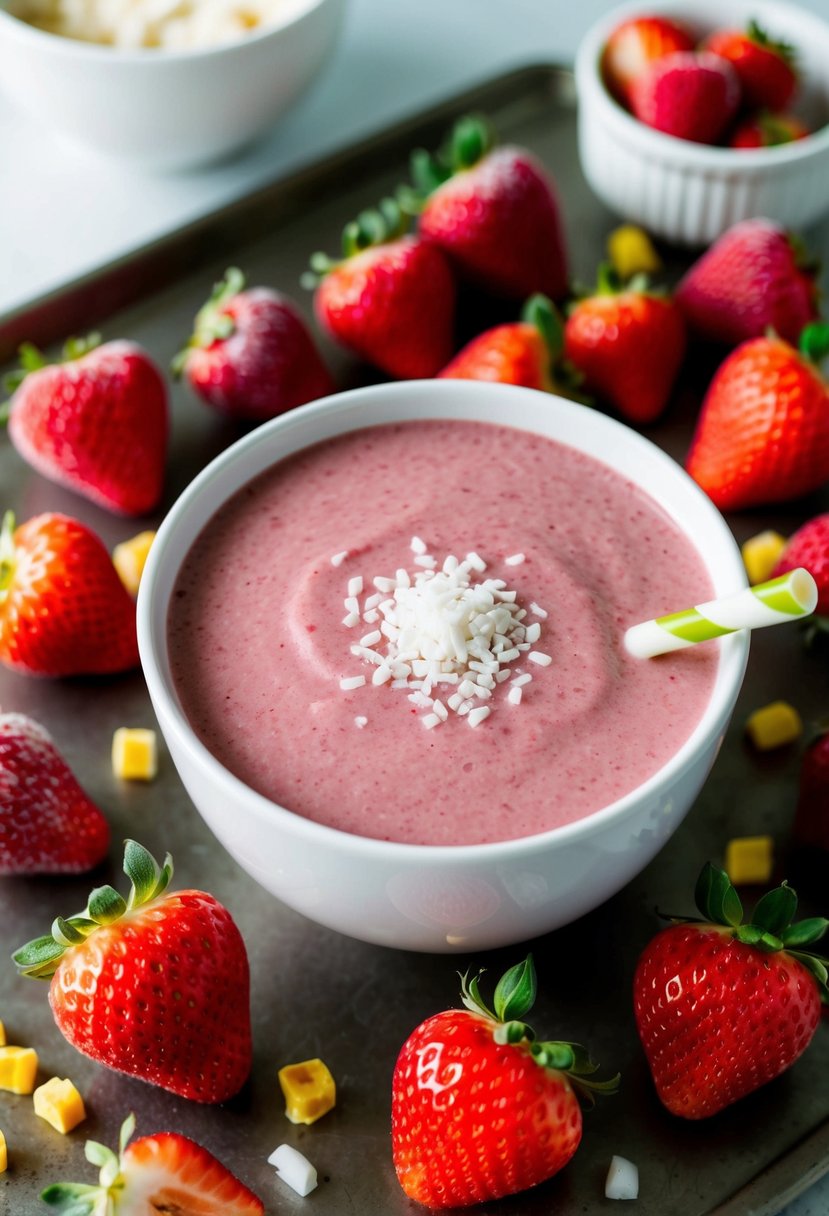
8 0 310 49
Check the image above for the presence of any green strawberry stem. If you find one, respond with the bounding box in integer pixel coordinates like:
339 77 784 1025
13 841 174 980
1 334 100 410
521 294 586 401
42 1114 135 1213
747 18 796 65
0 511 16 600
398 113 495 215
798 321 829 364
302 197 411 288
171 266 245 376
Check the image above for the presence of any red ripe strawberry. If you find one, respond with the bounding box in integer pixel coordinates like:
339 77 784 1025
13 840 252 1104
601 15 695 107
564 266 686 424
630 51 741 144
634 862 827 1119
0 511 139 677
173 267 334 420
772 513 829 615
3 336 168 517
792 729 829 855
0 713 109 875
685 325 829 511
675 218 819 348
43 1114 264 1215
729 111 809 148
405 115 568 301
307 200 456 379
392 956 617 1209
704 20 798 112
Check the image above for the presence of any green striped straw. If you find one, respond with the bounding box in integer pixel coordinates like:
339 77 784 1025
624 568 818 659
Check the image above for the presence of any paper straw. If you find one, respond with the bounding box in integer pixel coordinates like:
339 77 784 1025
624 568 818 659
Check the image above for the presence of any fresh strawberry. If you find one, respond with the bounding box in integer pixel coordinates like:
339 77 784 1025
685 324 829 511
306 199 456 379
3 336 168 516
391 956 617 1209
0 713 109 875
601 15 695 107
792 728 829 855
564 265 686 424
675 218 819 347
772 513 829 615
42 1114 264 1215
704 20 798 112
173 267 334 420
629 51 741 144
0 510 139 677
729 111 809 148
403 114 568 301
13 840 252 1104
634 862 827 1119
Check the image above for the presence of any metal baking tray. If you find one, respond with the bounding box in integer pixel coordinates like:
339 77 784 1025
1 64 828 1216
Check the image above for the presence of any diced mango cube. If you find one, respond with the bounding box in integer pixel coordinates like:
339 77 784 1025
745 701 803 750
0 1020 6 1047
112 727 158 781
33 1077 86 1134
607 224 662 279
725 836 774 886
278 1058 336 1125
0 1128 6 1172
741 530 787 585
112 530 156 597
0 1046 38 1094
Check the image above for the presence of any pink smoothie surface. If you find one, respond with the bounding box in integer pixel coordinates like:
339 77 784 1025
167 418 718 846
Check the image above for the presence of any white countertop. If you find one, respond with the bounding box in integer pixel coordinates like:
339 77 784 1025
1 2 827 1212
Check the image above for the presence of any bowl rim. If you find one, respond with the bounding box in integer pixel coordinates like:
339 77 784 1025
137 379 749 866
575 0 829 166
0 0 337 61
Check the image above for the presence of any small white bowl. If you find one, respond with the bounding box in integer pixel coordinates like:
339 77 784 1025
137 380 748 953
575 0 829 245
0 0 345 170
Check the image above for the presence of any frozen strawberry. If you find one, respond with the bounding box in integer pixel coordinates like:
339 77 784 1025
0 510 139 678
772 513 829 615
14 840 252 1104
634 862 827 1119
675 218 819 347
3 336 168 517
173 267 334 420
686 324 829 510
630 51 741 144
704 21 798 111
729 111 809 148
602 15 695 107
0 713 109 875
404 114 568 301
564 266 686 423
43 1114 264 1215
307 199 456 379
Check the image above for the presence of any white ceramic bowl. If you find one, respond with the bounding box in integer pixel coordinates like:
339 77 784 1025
137 380 749 953
575 0 829 245
0 0 345 170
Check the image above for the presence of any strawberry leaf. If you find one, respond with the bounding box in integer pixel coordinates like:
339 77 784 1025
695 862 743 927
493 954 536 1022
11 934 65 978
751 882 798 935
799 321 829 364
124 839 173 908
781 917 829 948
40 1183 100 1214
87 886 128 925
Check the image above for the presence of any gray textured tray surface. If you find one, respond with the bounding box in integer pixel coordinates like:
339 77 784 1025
1 64 828 1216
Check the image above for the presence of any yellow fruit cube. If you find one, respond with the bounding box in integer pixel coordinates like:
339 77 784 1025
745 701 803 751
33 1077 86 1134
0 1128 6 1172
725 836 774 886
112 727 158 781
278 1058 336 1125
741 530 787 585
112 530 156 597
0 1046 38 1094
607 224 662 279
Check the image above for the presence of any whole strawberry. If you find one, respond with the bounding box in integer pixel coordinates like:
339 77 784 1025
0 713 109 875
0 510 139 677
601 15 695 107
630 51 741 144
685 324 829 511
564 265 686 424
43 1114 264 1215
404 114 568 301
3 336 168 516
307 199 456 379
772 513 829 615
729 111 809 148
392 956 617 1209
675 218 819 348
634 862 827 1119
704 20 798 111
13 840 252 1104
173 267 334 420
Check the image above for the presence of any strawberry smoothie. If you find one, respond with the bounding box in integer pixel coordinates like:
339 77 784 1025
167 418 718 846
